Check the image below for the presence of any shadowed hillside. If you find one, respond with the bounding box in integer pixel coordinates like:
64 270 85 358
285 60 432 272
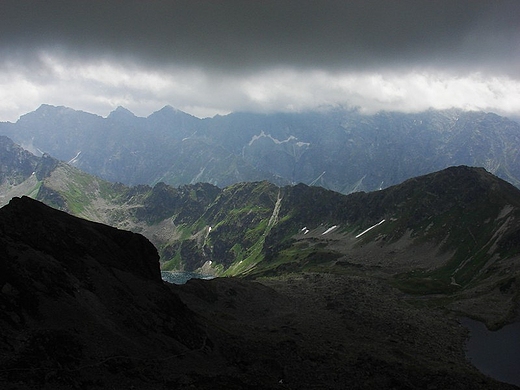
0 196 517 389
1 136 520 328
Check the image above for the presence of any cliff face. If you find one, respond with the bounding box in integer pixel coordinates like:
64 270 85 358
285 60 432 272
3 105 520 193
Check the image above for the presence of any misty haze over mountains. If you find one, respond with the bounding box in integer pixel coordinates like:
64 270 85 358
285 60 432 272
1 1 519 122
2 130 520 387
1 104 520 194
2 2 520 388
2 105 520 386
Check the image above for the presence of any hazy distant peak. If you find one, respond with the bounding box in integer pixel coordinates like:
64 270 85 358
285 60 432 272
147 105 198 120
17 104 72 122
152 105 177 114
107 106 137 119
35 104 71 114
37 103 57 110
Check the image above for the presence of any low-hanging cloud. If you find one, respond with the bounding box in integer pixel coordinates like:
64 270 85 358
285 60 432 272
0 1 519 121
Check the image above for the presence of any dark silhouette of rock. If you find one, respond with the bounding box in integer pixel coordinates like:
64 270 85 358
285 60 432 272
0 196 206 388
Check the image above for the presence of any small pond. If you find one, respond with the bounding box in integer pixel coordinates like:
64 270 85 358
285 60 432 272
161 271 215 285
461 317 520 386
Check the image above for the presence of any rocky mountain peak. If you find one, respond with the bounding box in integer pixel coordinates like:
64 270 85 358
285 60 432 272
147 105 199 121
0 196 208 388
107 105 137 119
4 106 520 191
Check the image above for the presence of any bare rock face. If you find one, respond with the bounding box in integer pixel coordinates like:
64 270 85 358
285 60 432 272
3 105 520 192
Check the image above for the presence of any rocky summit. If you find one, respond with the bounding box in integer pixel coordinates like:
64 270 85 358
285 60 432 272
0 196 518 389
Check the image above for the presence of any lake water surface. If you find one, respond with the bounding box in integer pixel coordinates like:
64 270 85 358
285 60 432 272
161 271 214 285
461 317 520 386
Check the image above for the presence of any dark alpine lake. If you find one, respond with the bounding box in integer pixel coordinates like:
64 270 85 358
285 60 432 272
161 271 214 285
462 317 520 386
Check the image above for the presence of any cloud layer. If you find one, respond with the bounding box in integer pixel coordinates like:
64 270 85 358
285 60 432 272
0 1 519 121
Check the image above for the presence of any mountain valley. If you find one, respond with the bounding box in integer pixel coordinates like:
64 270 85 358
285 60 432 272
1 134 520 330
1 195 518 389
1 109 520 387
2 0 520 387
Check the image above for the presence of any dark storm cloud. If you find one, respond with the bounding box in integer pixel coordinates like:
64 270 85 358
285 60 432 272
0 0 519 75
1 0 519 122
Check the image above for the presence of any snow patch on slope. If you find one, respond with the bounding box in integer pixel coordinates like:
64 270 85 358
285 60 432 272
68 151 82 164
355 219 386 239
322 225 338 235
248 131 309 147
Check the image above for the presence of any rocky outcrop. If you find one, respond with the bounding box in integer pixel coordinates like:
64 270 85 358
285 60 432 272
0 196 205 389
0 136 40 185
0 196 161 281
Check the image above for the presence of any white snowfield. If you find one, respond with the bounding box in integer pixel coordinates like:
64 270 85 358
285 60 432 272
309 171 326 186
191 166 207 184
355 219 386 239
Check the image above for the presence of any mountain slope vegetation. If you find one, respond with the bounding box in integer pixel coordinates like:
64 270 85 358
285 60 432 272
2 196 516 389
1 136 519 329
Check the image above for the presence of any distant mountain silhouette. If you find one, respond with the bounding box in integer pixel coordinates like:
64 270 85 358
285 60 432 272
1 105 520 192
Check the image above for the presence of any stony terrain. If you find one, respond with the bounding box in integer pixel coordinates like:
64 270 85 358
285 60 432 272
0 196 518 389
2 136 520 387
177 273 510 389
3 134 520 306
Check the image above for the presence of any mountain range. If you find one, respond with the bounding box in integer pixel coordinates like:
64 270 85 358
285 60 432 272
2 107 520 387
1 105 520 192
1 134 519 331
1 195 517 389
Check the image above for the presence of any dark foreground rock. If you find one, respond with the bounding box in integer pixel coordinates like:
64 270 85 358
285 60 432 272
177 275 518 389
0 197 517 389
0 197 205 389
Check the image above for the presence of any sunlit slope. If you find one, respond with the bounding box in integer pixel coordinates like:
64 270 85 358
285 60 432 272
3 136 520 295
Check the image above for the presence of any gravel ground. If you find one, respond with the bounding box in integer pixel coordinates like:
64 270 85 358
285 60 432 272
174 273 518 389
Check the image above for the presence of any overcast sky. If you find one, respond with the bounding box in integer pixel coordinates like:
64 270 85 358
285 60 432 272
0 0 519 121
